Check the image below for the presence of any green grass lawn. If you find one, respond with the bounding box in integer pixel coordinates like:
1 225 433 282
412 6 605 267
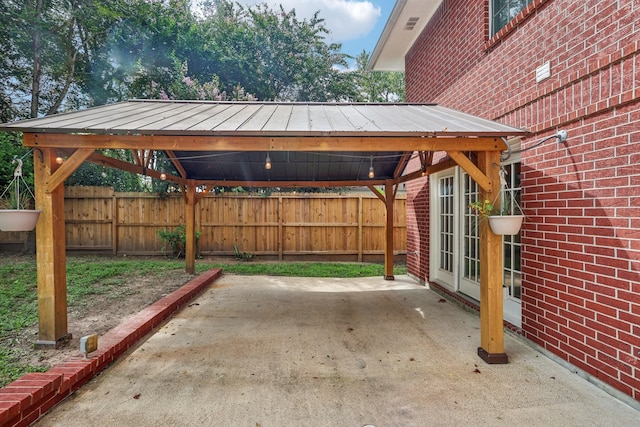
0 256 406 386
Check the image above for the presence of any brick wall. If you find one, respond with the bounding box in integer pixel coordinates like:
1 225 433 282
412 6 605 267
405 169 429 281
404 0 640 401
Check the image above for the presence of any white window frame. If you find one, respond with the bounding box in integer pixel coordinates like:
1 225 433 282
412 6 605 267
490 0 534 36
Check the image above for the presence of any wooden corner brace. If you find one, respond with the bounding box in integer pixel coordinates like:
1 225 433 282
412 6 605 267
446 150 493 193
45 148 95 193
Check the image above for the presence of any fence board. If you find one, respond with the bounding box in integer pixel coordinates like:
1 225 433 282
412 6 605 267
1 188 407 260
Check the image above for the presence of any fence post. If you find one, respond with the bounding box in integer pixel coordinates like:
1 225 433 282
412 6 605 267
358 195 363 262
112 191 117 255
278 195 284 260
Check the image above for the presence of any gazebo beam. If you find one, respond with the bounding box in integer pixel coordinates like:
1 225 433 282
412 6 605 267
24 134 506 153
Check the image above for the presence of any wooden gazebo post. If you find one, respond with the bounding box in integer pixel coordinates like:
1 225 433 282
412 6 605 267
384 180 395 280
185 182 197 274
33 147 70 347
477 150 508 363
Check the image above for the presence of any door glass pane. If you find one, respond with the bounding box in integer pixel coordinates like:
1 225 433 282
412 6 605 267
463 174 480 282
502 163 522 300
439 176 454 273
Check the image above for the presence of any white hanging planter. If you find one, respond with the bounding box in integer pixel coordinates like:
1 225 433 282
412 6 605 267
0 209 41 231
488 215 524 235
0 157 41 232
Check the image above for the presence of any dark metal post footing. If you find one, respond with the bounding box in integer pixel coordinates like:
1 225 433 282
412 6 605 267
477 347 508 364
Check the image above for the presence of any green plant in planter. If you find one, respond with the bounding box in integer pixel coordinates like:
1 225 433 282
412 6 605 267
468 199 497 218
157 224 201 258
468 192 524 235
468 191 522 217
0 189 34 210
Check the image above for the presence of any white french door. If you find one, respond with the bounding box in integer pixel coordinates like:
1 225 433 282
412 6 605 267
431 173 456 286
430 164 522 327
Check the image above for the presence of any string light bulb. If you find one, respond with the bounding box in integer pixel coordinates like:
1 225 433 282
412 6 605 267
159 169 167 181
265 154 272 170
368 156 375 179
55 154 64 165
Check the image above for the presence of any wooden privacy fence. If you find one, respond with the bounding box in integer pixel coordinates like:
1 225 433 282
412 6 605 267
5 187 406 260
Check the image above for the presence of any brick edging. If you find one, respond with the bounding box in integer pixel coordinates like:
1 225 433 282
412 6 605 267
0 268 222 427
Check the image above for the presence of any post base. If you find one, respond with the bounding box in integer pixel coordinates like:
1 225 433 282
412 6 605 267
477 347 508 364
384 275 395 281
35 333 72 349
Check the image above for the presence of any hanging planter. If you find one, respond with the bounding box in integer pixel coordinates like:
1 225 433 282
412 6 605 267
468 167 524 236
0 157 41 232
0 209 41 231
488 214 524 235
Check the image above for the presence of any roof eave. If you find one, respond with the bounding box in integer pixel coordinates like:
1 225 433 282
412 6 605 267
367 0 443 72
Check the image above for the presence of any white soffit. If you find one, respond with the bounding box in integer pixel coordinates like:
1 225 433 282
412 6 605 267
368 0 443 72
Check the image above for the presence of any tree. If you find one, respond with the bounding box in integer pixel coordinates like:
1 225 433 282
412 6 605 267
0 0 404 194
351 50 405 102
0 0 127 120
65 149 145 192
197 2 353 101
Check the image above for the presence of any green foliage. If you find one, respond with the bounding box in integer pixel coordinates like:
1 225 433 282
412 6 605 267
233 244 255 261
65 149 144 192
468 191 523 217
157 225 201 258
0 132 34 192
0 347 47 387
217 261 407 277
0 0 129 118
351 50 405 102
1 0 407 139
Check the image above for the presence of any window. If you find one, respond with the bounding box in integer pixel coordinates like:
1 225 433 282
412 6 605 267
491 0 533 36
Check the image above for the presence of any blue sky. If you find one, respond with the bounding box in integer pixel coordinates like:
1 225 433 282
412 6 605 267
233 0 394 63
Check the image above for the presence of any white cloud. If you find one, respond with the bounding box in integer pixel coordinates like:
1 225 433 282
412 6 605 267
234 0 381 42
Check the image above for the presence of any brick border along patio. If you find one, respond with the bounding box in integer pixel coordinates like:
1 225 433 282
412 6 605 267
0 268 222 427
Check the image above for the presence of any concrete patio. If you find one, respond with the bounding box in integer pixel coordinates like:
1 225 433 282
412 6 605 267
35 274 638 426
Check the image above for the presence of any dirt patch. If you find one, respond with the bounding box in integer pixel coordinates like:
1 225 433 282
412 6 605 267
7 257 212 371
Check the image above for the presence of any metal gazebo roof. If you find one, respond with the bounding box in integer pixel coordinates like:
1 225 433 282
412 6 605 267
1 100 527 186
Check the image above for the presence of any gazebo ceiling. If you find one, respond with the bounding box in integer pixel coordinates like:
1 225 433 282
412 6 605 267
1 100 528 186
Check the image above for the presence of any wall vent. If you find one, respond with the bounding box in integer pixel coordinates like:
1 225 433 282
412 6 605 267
404 17 419 30
535 62 551 83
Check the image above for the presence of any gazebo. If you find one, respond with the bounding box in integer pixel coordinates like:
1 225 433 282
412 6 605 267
0 100 528 364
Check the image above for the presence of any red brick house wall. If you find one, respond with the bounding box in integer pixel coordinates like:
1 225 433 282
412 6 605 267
404 0 640 401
